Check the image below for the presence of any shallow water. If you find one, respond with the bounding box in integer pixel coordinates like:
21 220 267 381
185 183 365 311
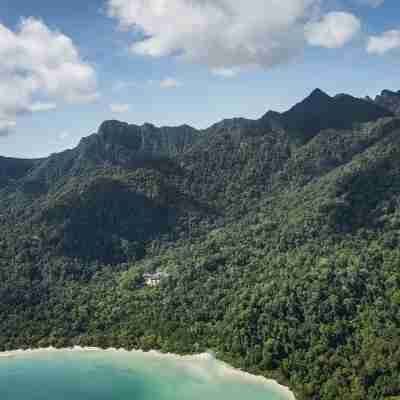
0 350 291 400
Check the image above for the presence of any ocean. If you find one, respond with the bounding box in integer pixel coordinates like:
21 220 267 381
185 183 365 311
0 349 293 400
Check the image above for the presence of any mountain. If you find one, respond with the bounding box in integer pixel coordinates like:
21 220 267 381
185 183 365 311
0 156 39 189
374 89 400 115
1 89 400 400
279 88 393 143
18 120 199 189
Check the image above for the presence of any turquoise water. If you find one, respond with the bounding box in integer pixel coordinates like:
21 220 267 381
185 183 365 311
0 350 290 400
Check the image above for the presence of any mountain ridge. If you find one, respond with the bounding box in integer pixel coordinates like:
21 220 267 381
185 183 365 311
374 89 400 115
2 87 395 163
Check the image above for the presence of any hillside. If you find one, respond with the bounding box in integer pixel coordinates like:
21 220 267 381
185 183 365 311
0 156 40 189
0 89 399 400
280 88 393 143
374 90 400 115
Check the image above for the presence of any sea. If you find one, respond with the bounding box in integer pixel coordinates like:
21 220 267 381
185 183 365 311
0 349 293 400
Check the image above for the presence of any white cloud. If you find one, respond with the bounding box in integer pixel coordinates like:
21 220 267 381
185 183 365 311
211 67 241 78
0 17 98 133
59 130 71 140
107 0 323 72
28 102 57 112
305 12 361 48
112 78 182 90
367 30 400 55
110 103 131 113
159 77 182 89
0 120 17 136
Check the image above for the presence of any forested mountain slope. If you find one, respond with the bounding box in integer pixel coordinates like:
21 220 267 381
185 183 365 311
373 90 400 115
280 88 393 143
0 156 40 189
0 89 399 400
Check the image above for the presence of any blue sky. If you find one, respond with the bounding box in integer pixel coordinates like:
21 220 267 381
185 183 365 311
0 0 399 158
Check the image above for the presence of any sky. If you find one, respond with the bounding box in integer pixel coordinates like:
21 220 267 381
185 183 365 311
0 0 399 158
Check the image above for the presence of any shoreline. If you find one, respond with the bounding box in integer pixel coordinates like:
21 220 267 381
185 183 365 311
0 346 296 400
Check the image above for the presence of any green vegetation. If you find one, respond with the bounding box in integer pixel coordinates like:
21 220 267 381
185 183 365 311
0 89 399 399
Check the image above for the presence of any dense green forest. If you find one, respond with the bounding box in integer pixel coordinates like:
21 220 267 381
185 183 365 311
1 89 400 400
